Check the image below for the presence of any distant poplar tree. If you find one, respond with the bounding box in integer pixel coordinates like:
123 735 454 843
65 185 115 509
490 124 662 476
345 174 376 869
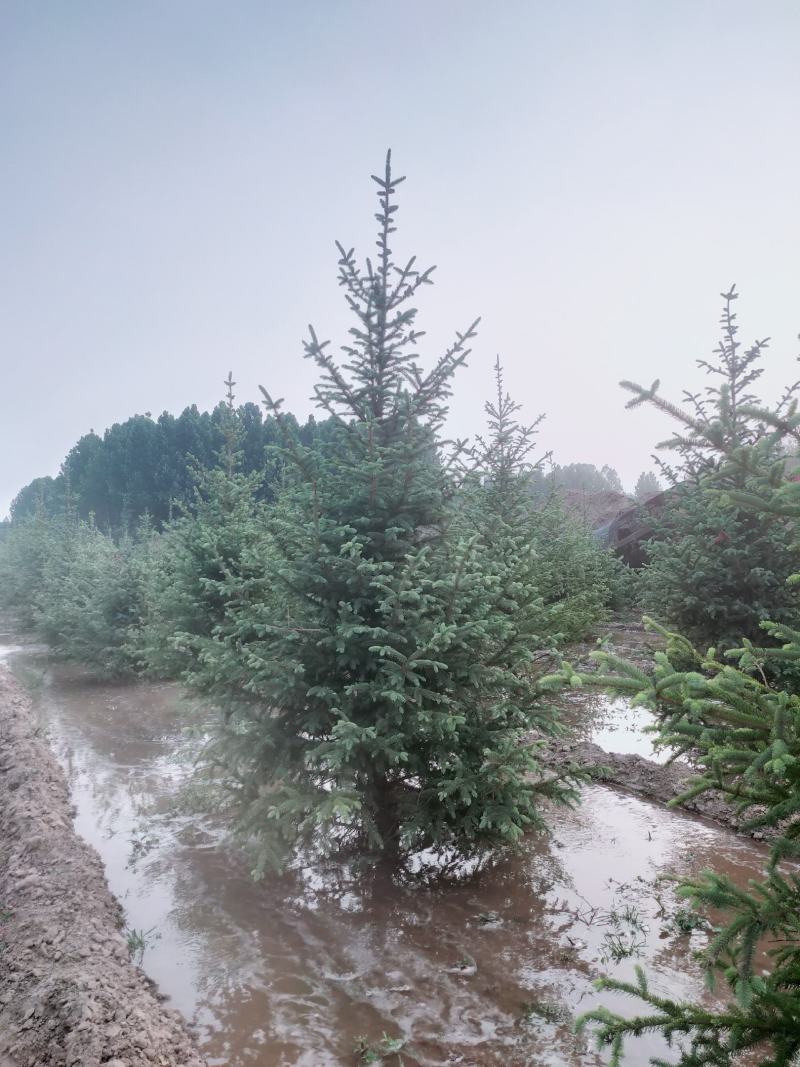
633 470 661 501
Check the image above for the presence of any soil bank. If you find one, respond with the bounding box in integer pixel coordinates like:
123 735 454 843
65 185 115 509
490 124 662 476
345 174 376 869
0 664 207 1067
540 737 765 836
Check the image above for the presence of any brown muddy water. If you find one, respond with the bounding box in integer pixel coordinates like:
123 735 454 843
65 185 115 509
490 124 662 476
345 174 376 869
2 641 774 1067
559 687 676 765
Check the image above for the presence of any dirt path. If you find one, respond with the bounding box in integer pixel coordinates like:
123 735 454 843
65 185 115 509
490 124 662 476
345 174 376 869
0 665 207 1067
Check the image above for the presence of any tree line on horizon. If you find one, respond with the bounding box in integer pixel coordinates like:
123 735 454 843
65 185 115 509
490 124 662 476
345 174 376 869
5 406 661 534
5 403 329 530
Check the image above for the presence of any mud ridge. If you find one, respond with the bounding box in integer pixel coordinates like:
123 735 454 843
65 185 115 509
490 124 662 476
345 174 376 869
541 618 776 839
541 738 774 841
0 665 207 1067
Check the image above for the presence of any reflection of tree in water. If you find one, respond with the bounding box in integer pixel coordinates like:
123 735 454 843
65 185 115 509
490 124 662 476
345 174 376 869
158 812 603 1066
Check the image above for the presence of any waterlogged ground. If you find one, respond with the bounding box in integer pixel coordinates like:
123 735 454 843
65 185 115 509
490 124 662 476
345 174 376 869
3 641 774 1067
564 689 670 763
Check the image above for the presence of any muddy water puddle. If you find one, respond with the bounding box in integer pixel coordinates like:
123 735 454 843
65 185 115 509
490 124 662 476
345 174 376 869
4 646 773 1066
559 688 678 764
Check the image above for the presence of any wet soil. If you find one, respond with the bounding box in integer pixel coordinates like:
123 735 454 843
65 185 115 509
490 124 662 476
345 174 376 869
540 735 759 837
0 659 207 1067
546 618 775 839
0 633 778 1067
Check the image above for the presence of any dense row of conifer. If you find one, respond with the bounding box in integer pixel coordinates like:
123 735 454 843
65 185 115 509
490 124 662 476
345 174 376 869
2 157 799 1063
0 155 625 868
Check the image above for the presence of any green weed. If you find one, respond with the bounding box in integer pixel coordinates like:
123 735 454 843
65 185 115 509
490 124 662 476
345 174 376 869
353 1033 405 1064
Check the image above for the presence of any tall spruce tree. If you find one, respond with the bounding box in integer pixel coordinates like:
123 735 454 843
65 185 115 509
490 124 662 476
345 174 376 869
191 154 582 872
624 286 800 650
466 359 620 644
563 316 800 1065
620 286 792 479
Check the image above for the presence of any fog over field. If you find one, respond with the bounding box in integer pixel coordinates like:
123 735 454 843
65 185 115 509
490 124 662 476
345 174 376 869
2 0 799 515
4 8 800 1066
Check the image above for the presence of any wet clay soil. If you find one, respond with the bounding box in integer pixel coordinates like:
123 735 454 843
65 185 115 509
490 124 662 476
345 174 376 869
0 657 207 1067
1 635 778 1067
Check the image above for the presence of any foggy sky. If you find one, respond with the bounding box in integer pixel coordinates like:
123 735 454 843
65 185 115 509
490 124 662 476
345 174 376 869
2 1 800 519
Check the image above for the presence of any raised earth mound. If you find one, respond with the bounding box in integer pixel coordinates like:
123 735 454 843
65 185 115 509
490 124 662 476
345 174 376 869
0 665 206 1067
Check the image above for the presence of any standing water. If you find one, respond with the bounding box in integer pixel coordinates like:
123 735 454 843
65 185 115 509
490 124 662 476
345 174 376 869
3 645 773 1066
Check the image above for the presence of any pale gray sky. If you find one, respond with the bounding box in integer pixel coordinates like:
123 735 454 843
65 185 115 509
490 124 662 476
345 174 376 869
2 1 799 517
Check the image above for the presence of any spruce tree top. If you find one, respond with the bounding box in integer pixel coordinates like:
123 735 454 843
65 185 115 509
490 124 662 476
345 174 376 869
621 286 799 483
261 149 478 452
259 150 480 555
